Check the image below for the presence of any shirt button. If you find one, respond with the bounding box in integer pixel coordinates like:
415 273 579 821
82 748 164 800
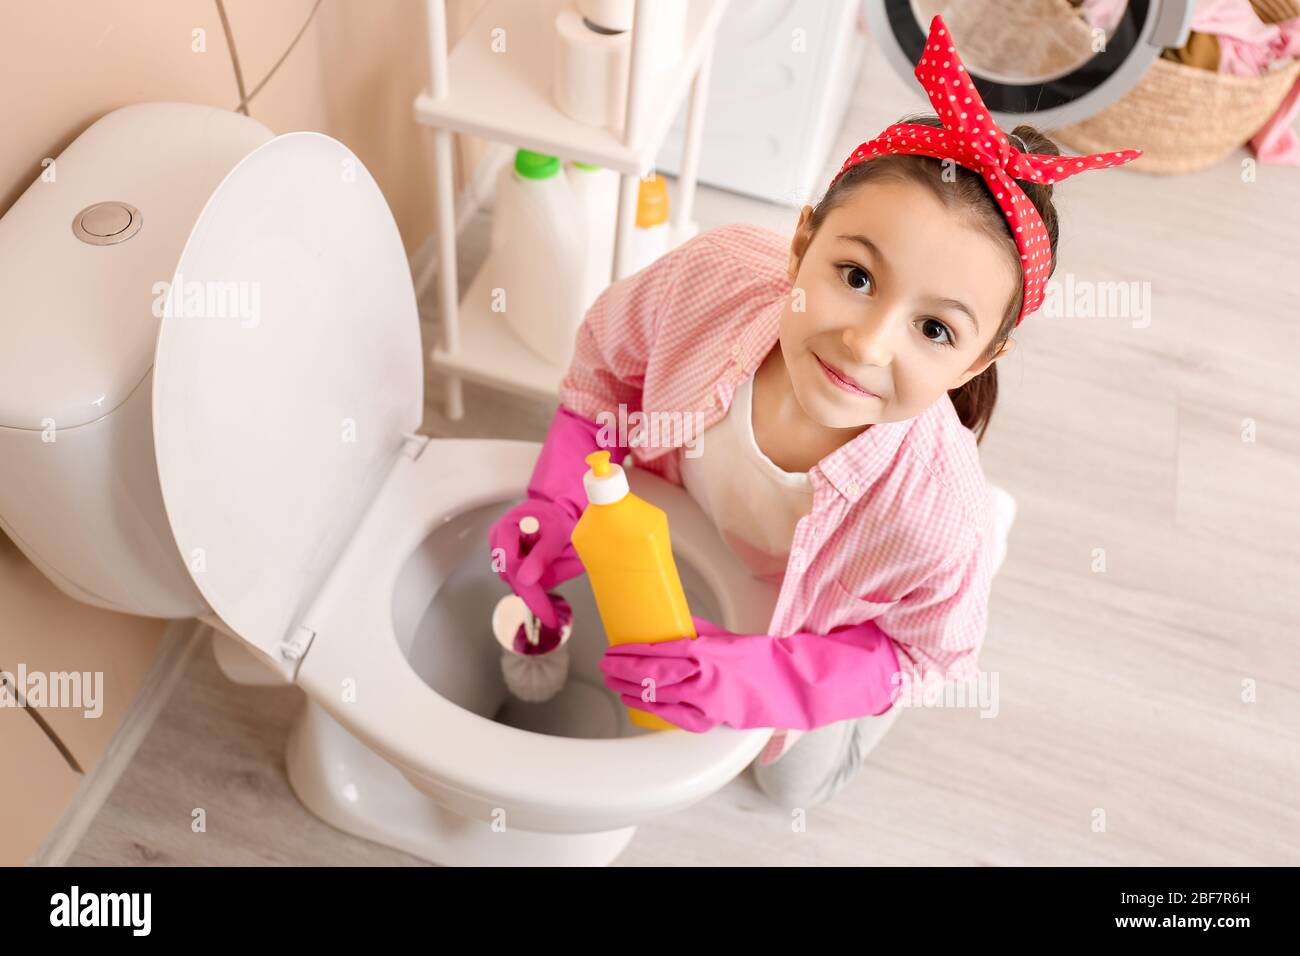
730 343 743 357
790 547 806 571
846 481 861 499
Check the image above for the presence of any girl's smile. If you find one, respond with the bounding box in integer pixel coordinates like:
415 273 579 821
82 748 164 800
814 352 880 399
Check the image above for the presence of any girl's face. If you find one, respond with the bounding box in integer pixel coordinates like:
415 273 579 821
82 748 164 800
780 177 1019 430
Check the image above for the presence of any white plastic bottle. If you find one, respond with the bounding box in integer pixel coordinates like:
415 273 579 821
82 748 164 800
565 160 619 315
489 148 587 368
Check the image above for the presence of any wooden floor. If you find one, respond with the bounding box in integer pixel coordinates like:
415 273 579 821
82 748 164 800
67 46 1300 866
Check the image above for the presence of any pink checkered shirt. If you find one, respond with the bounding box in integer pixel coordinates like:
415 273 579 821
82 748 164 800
559 223 996 765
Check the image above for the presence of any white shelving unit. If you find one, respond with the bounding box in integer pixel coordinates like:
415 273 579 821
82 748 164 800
414 0 729 418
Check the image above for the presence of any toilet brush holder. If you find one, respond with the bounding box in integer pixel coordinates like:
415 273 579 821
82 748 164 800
493 592 574 703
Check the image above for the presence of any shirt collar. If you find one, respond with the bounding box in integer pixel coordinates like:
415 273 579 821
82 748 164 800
815 416 913 502
728 270 917 504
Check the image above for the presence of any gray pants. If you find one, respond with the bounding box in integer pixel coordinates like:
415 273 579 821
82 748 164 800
749 704 903 809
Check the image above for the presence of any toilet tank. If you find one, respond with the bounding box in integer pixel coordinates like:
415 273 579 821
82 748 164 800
0 103 274 617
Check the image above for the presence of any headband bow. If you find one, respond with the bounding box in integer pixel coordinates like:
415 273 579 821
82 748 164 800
829 14 1143 327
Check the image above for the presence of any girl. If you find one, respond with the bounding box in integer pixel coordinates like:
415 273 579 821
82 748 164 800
488 15 1141 810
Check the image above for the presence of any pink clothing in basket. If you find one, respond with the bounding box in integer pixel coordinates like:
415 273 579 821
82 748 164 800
558 223 996 766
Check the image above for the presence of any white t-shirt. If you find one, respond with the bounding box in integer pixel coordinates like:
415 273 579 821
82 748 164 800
680 374 814 583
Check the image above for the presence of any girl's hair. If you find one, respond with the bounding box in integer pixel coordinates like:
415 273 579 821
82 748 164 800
805 112 1062 444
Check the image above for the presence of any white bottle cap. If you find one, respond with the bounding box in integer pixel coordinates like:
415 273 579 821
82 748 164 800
583 450 629 505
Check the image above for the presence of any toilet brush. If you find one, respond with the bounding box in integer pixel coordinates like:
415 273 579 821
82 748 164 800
494 592 573 702
492 517 573 702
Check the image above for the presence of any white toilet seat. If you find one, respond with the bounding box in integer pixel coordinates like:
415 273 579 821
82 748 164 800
152 131 425 678
292 436 777 835
147 129 775 837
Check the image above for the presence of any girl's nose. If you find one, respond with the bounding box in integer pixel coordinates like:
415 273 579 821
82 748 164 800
841 315 894 368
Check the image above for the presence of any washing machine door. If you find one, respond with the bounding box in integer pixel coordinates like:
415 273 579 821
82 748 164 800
865 0 1194 130
152 131 424 678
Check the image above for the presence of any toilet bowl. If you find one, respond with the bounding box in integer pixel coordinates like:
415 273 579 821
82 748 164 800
0 103 777 866
278 437 778 864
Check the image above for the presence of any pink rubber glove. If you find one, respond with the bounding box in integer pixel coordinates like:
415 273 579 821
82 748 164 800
598 616 903 732
489 405 628 628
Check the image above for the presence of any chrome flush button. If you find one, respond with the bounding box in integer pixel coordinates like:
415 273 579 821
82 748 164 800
72 201 141 245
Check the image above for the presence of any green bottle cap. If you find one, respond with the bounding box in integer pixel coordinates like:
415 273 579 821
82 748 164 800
514 149 560 179
572 161 601 171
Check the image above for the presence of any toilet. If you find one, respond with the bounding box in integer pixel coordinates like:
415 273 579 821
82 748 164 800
0 103 778 866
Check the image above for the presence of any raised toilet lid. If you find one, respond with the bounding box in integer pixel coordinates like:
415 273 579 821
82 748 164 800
153 131 423 676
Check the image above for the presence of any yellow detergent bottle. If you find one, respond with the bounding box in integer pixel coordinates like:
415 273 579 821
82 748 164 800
570 450 697 731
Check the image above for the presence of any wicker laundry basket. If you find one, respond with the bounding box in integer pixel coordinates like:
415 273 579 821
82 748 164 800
1053 0 1300 174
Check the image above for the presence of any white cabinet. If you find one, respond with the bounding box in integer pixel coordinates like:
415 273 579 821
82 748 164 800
413 0 729 416
656 0 867 206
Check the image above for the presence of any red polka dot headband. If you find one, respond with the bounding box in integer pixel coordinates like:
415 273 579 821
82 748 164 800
829 14 1143 328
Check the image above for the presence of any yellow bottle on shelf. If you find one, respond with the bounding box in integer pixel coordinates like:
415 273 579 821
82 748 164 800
570 450 697 731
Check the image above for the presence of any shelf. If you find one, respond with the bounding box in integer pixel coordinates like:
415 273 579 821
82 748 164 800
430 220 700 401
413 0 729 175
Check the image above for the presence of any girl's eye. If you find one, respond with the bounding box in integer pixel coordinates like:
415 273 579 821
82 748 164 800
920 317 957 349
837 264 872 293
838 263 958 350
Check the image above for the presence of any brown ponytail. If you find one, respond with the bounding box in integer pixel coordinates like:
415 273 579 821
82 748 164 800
805 112 1062 444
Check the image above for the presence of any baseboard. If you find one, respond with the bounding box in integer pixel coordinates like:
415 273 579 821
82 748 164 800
28 619 210 867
